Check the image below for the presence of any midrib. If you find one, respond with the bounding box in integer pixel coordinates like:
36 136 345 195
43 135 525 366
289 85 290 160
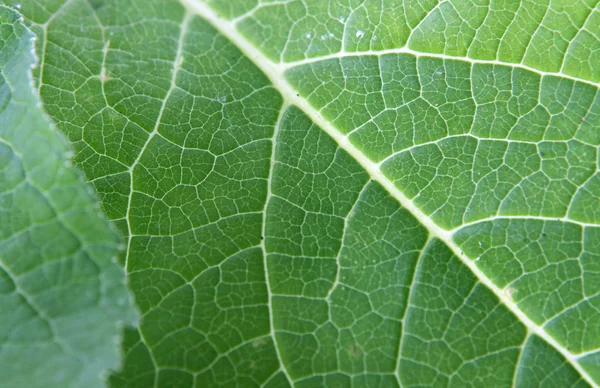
180 0 596 385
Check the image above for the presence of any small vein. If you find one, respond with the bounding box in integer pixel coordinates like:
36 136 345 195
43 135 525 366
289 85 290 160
124 11 191 271
261 102 293 385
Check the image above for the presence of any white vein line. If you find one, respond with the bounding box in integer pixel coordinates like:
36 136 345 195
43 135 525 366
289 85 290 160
510 333 529 388
454 215 599 231
404 0 446 44
120 11 192 387
518 3 551 71
180 1 597 386
261 102 293 386
575 347 600 359
37 0 75 91
558 4 597 73
393 238 429 386
138 328 160 388
124 12 191 271
278 46 600 90
325 182 367 300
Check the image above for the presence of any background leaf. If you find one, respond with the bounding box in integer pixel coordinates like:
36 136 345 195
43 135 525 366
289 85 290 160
0 4 136 387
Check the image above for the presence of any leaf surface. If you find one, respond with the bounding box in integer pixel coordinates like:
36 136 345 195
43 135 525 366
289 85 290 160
0 5 136 387
11 0 600 386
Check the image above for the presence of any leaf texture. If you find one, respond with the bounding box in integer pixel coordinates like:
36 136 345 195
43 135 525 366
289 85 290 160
9 0 600 386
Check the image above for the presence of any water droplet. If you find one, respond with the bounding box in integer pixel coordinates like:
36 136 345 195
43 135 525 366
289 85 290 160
339 16 345 22
252 338 265 348
305 32 312 39
356 30 364 38
504 287 516 299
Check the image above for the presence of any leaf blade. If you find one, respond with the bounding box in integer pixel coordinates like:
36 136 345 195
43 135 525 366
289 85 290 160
13 0 600 385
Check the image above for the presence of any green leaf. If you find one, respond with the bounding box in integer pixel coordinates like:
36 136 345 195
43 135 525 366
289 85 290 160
10 0 600 386
0 4 136 388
